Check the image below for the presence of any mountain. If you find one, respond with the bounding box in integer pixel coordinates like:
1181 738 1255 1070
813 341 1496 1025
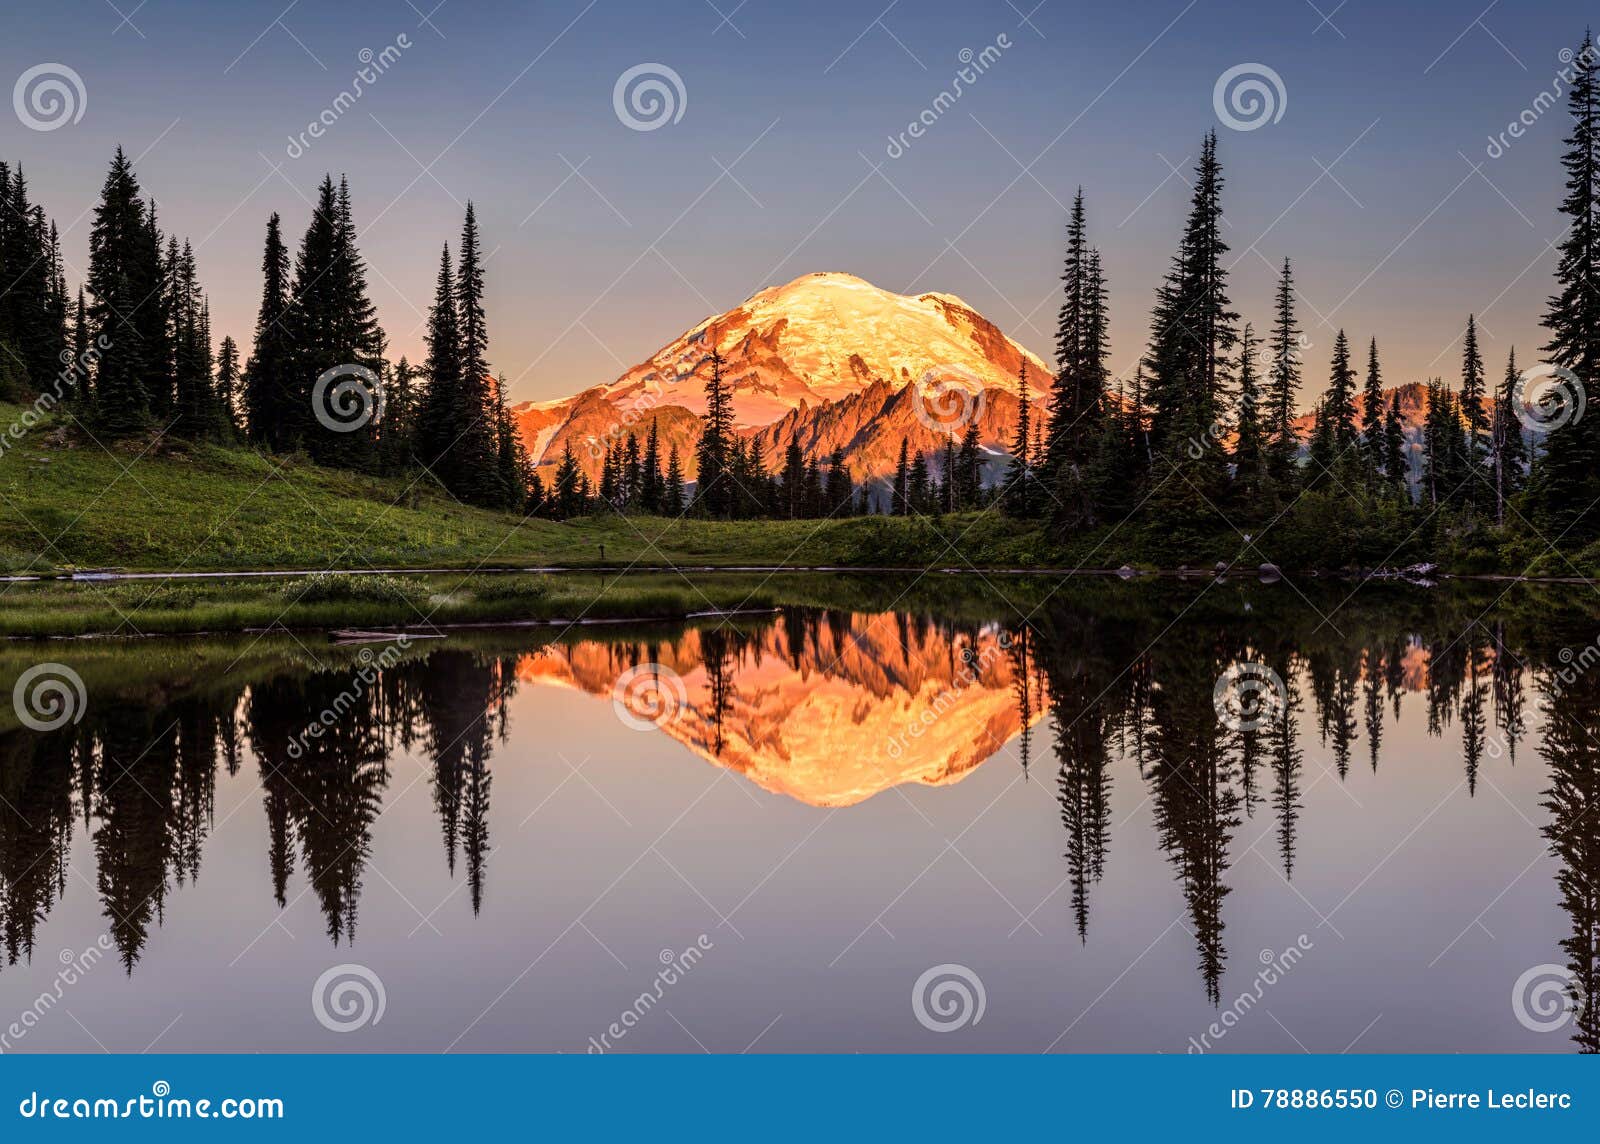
513 271 1051 486
516 614 1040 807
1288 380 1496 489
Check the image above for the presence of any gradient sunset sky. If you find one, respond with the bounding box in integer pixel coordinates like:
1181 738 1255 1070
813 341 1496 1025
3 0 1586 407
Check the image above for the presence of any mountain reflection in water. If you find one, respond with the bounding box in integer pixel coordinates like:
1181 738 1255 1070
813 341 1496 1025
0 585 1596 1052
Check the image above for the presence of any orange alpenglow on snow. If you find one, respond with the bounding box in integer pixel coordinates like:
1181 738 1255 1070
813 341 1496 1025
512 271 1053 485
515 612 1044 806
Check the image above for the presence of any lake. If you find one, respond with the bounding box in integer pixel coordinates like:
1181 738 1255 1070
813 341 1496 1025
0 574 1595 1053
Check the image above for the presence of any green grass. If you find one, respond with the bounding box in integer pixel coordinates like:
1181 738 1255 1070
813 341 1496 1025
0 403 1049 574
0 569 792 638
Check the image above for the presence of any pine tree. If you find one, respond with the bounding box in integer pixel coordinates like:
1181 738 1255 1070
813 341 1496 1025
379 355 418 473
664 443 685 514
1323 330 1358 453
1460 314 1489 509
824 448 851 513
1267 257 1302 473
1361 337 1385 478
1492 348 1529 524
1044 189 1092 482
493 374 529 510
415 242 462 479
244 213 293 448
450 201 500 502
553 442 585 518
1143 133 1237 541
69 288 90 403
1539 30 1600 536
1233 323 1265 495
1383 391 1408 494
893 438 910 516
1145 133 1237 453
1003 360 1035 516
782 433 806 518
957 423 982 508
640 418 663 513
908 450 931 514
695 330 735 517
86 148 157 433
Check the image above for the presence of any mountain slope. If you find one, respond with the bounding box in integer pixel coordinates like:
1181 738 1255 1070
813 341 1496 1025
514 271 1051 484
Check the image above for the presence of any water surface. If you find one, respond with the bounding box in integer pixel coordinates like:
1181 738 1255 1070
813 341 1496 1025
0 576 1595 1053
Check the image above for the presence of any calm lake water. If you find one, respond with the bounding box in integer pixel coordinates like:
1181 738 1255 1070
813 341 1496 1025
0 575 1595 1053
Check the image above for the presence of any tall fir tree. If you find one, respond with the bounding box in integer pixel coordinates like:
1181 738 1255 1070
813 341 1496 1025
1539 30 1600 536
1322 329 1358 454
1361 337 1385 477
1383 391 1408 495
86 148 158 434
1233 323 1265 497
1492 348 1529 524
695 329 736 517
243 213 294 448
1460 313 1489 509
415 243 462 478
1003 360 1035 516
1267 257 1302 474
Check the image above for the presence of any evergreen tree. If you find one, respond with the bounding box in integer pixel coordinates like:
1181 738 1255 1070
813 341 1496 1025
1361 337 1385 477
640 418 663 513
415 242 462 479
1460 313 1489 508
908 450 931 514
1233 323 1265 496
957 423 982 509
1003 360 1035 516
243 213 293 448
1145 133 1237 453
1044 188 1092 481
664 443 685 513
1492 348 1529 524
824 448 851 513
782 433 806 518
1539 30 1600 537
893 438 910 516
695 331 735 517
216 334 240 435
1322 329 1358 453
493 374 529 510
1383 391 1408 494
86 148 158 434
1267 257 1302 473
379 355 418 473
451 202 500 502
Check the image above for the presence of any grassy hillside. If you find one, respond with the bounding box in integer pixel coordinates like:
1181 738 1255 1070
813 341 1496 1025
0 404 1043 573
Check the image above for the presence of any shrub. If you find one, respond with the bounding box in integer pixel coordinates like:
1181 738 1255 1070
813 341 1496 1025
281 572 423 605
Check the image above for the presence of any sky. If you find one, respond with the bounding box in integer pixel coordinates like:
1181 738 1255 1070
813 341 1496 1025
1 0 1588 408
